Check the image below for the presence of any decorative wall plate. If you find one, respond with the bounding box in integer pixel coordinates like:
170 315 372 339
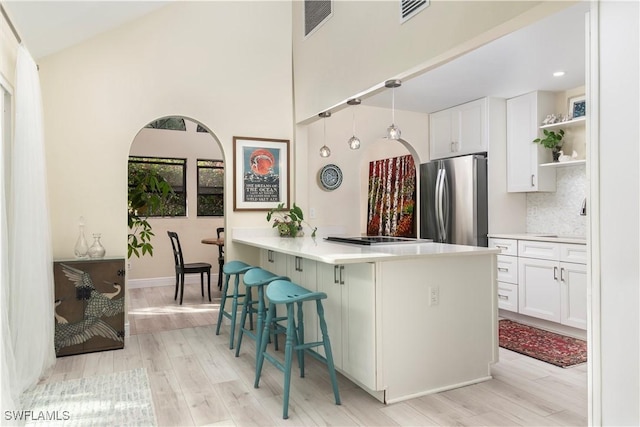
319 164 343 191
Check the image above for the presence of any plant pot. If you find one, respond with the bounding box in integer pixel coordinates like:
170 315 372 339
552 148 561 162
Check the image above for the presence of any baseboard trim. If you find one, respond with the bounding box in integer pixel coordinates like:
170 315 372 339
128 274 220 289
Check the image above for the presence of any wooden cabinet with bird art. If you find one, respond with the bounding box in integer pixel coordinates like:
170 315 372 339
53 258 126 357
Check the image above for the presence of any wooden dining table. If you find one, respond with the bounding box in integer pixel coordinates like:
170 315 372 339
201 237 224 288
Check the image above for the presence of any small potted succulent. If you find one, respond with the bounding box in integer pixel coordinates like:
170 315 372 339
266 203 317 238
533 129 565 162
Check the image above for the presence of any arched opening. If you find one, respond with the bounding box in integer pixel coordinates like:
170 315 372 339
126 116 225 302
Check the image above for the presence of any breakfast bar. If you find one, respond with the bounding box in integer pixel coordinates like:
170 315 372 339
233 230 500 404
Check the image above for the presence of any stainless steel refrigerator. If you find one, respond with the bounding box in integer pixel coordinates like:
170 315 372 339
419 154 488 246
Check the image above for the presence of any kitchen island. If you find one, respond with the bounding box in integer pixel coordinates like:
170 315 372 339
232 230 500 404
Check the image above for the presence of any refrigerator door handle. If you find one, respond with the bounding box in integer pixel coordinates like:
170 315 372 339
441 167 449 242
435 168 443 242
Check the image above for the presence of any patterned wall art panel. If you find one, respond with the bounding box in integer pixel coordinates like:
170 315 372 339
367 154 416 237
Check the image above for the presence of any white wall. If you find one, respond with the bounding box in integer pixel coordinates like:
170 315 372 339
598 1 639 424
128 119 224 281
292 1 571 121
38 1 293 267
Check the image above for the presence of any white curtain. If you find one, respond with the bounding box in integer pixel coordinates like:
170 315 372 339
4 45 55 404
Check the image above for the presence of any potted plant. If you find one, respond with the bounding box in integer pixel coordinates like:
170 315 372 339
533 129 565 162
266 203 317 238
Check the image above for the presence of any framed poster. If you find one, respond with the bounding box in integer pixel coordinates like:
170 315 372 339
233 136 289 211
569 95 586 119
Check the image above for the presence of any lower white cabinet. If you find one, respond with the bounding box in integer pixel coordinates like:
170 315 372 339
490 237 587 330
317 262 376 390
518 241 587 330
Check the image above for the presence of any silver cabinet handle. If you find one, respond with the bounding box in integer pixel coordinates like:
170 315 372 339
339 265 345 285
554 266 558 280
498 295 508 300
497 267 509 272
560 267 565 282
334 265 339 284
450 141 455 152
531 174 535 187
495 245 508 250
268 250 274 263
295 256 302 272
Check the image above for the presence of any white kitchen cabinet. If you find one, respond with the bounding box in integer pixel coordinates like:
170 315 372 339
429 98 487 160
506 91 556 192
517 241 587 329
489 237 519 313
316 262 376 390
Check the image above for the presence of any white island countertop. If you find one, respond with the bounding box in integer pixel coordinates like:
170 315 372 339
232 234 499 265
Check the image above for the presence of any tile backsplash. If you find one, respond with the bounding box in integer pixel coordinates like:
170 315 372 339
527 165 587 237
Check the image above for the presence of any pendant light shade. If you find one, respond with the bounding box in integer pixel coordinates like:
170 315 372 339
347 98 361 150
385 79 402 140
319 111 331 157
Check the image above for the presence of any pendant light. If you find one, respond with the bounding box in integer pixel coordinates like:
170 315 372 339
347 98 361 150
385 79 402 140
319 111 331 157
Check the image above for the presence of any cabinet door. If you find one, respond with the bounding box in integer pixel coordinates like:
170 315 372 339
429 109 456 160
316 263 343 369
53 259 125 356
261 249 288 277
507 92 556 192
560 262 587 330
458 98 487 155
518 257 560 322
289 256 318 344
341 263 376 390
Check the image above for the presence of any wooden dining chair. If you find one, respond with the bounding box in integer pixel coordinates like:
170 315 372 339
167 231 212 305
216 227 225 289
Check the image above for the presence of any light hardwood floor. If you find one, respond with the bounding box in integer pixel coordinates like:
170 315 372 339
43 284 588 426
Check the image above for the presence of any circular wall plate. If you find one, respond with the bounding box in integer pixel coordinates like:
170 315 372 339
319 164 343 191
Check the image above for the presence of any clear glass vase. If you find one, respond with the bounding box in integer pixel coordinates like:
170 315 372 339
74 217 89 258
87 233 106 258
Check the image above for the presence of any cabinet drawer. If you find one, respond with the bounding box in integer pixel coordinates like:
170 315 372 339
560 243 587 264
497 255 518 284
489 238 517 256
518 240 560 261
498 282 518 312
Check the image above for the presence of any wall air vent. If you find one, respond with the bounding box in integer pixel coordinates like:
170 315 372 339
401 0 430 23
304 0 332 38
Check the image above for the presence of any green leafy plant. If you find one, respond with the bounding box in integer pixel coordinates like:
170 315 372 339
533 129 565 150
266 203 317 238
128 167 175 258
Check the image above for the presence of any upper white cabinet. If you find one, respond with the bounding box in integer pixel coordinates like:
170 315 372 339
506 91 556 192
430 98 487 160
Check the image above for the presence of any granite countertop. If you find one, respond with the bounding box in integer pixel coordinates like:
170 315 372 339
488 233 587 245
232 234 499 265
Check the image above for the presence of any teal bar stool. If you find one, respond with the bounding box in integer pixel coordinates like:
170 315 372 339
215 260 255 349
235 268 289 359
254 279 341 419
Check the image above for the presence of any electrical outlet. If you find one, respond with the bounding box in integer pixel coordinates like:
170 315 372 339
127 262 132 272
429 286 439 306
310 207 316 219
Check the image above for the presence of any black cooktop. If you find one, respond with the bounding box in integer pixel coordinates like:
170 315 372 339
324 236 423 246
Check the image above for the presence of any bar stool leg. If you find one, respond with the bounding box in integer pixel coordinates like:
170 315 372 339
255 303 274 388
317 299 341 405
229 273 241 349
235 289 252 357
254 286 266 362
296 301 305 378
215 273 231 336
282 303 295 419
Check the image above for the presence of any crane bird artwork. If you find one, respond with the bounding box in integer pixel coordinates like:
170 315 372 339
54 264 125 352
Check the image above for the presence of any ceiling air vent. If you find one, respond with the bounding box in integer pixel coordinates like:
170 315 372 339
401 0 430 23
304 0 332 38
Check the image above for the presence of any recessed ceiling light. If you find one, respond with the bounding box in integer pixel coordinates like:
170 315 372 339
553 71 566 77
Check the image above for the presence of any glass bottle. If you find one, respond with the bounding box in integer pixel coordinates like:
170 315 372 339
88 233 106 258
74 217 89 258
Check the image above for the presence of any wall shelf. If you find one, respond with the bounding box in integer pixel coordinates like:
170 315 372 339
540 159 586 168
540 116 586 130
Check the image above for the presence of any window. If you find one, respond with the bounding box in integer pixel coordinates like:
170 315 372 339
128 156 187 216
197 159 224 216
144 118 186 131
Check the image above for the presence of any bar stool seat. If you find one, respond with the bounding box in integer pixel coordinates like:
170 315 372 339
235 268 289 359
215 260 255 349
254 279 341 419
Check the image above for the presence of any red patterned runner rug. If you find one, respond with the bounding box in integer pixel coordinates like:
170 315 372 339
498 319 587 368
